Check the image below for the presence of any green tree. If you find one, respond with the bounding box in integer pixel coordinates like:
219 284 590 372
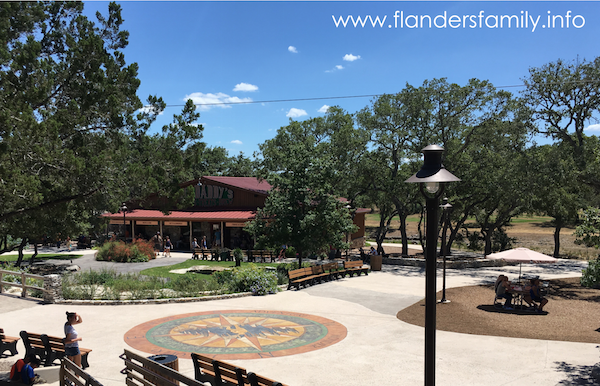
247 115 358 267
574 207 600 249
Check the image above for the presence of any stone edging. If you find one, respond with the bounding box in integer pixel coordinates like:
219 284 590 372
52 285 289 305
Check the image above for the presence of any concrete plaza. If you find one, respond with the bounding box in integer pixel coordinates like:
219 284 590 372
0 249 597 386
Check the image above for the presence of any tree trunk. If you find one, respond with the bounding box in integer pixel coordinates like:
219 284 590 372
553 223 562 257
483 230 493 256
399 214 409 256
14 238 28 267
29 241 38 266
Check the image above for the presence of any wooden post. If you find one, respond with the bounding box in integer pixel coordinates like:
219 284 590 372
21 271 27 297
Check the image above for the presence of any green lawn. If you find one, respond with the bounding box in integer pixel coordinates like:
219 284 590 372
141 260 280 280
0 253 83 262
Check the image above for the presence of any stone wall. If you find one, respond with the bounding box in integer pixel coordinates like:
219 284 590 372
43 274 62 304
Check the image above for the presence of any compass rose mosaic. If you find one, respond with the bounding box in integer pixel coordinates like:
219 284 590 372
124 310 347 360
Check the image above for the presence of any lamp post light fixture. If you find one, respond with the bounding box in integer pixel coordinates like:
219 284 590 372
121 203 128 243
439 198 453 304
406 145 460 386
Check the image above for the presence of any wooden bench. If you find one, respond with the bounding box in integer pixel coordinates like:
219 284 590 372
311 265 331 284
343 260 369 277
60 358 103 386
191 353 285 386
20 331 92 369
0 328 19 357
287 267 315 290
321 262 343 280
123 349 205 386
193 248 213 260
247 250 274 263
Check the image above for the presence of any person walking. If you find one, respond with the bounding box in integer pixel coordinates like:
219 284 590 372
164 236 172 257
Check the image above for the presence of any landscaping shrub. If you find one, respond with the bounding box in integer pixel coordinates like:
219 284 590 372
581 258 600 288
169 275 220 296
285 246 296 258
96 239 155 262
216 264 279 295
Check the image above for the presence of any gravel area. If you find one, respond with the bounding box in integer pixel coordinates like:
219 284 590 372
397 277 600 344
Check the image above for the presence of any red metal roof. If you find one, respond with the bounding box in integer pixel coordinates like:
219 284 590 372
201 176 271 195
103 209 256 221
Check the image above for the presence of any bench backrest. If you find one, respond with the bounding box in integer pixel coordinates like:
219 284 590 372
41 334 65 352
123 349 205 386
247 372 286 386
20 331 44 348
344 260 364 269
311 265 323 275
322 262 338 272
288 267 312 280
213 358 248 385
190 352 215 382
60 357 103 386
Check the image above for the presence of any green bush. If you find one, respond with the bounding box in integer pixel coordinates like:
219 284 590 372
285 246 296 258
96 239 155 263
581 258 600 288
215 264 279 295
169 275 220 296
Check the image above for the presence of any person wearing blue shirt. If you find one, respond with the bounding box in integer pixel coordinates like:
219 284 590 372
20 357 40 385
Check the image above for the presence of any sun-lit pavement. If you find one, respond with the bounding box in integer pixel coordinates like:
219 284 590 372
0 250 596 386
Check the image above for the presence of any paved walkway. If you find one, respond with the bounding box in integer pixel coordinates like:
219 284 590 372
0 250 596 386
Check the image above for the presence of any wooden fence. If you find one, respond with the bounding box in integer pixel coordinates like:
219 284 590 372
0 269 46 298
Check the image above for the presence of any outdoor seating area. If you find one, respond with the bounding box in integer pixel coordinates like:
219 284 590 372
287 260 368 290
19 330 92 369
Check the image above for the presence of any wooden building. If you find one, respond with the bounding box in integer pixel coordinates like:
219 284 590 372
104 176 367 251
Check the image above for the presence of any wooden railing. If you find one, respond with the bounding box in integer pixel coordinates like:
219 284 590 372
0 269 45 298
59 357 103 386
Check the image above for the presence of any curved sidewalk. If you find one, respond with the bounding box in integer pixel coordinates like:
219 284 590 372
0 257 595 386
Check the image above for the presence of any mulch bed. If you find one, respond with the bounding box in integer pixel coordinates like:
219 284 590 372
397 277 600 344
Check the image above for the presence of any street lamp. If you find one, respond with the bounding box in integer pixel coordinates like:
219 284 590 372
121 203 128 243
406 145 459 386
439 198 453 304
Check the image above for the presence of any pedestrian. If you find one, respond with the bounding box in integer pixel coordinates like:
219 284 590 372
201 235 207 249
191 238 199 259
66 236 72 252
19 356 40 385
278 244 287 261
64 312 83 368
164 236 172 257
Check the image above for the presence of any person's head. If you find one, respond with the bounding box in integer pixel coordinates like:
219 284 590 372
23 354 36 364
30 358 40 368
66 311 77 323
193 238 197 241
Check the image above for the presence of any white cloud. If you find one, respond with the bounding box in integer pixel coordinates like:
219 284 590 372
286 108 308 118
343 53 361 62
231 140 243 145
137 105 164 116
233 83 258 92
585 123 600 132
288 46 298 53
184 92 252 111
318 105 330 113
326 65 344 73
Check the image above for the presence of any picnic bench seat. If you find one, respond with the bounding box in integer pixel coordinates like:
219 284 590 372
20 331 92 369
191 353 285 386
343 260 369 277
0 328 19 357
287 267 315 290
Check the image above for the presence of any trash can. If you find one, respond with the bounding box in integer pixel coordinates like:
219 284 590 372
145 354 179 385
370 255 382 271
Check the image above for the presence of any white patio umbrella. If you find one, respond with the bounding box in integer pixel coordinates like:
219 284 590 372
486 247 558 282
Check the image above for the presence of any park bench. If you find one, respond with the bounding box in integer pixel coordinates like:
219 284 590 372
60 357 103 386
20 331 92 369
191 353 285 386
322 262 343 280
192 248 212 260
122 349 205 386
0 328 19 357
343 260 369 277
310 265 331 284
287 267 315 290
247 250 274 263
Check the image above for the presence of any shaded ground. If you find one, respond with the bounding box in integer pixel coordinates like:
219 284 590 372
397 277 600 344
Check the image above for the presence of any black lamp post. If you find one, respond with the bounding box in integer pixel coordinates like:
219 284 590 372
121 203 127 243
406 145 459 386
439 198 453 304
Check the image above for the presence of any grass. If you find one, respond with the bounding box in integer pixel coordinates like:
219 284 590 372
0 253 82 262
141 260 280 280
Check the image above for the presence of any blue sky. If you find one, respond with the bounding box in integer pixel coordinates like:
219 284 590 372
83 1 600 157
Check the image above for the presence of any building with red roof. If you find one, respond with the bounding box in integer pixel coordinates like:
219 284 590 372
103 176 367 251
